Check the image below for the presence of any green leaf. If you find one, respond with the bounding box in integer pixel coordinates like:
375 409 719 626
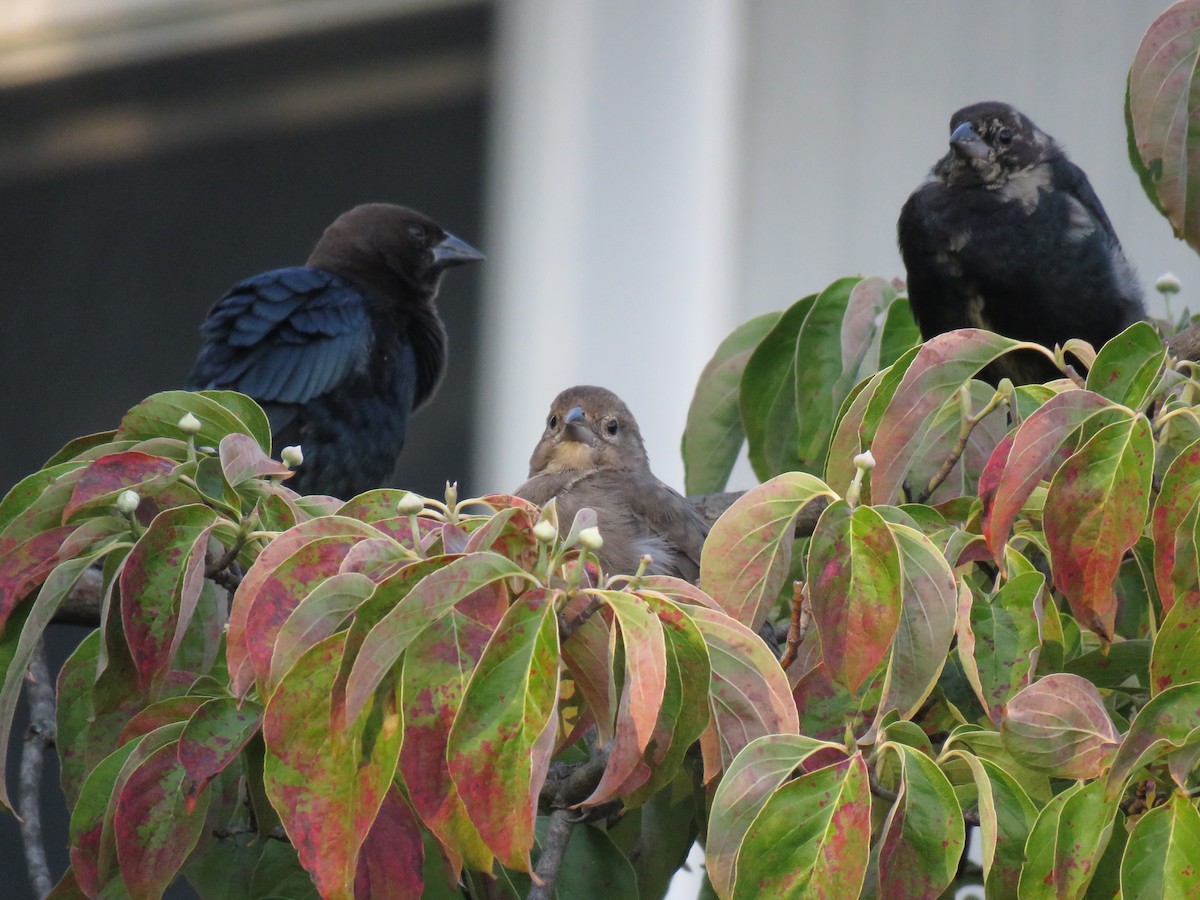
1044 416 1154 640
699 471 834 629
1106 682 1200 797
535 818 640 900
1002 673 1119 779
731 754 871 898
1051 779 1120 898
57 630 102 808
1085 322 1166 409
1152 437 1200 613
879 295 921 368
1120 793 1200 897
447 589 560 872
683 310 782 494
118 390 270 454
177 697 264 812
268 572 375 691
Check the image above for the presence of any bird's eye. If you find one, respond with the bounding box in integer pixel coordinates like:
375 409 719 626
997 128 1014 145
604 419 619 436
548 414 559 429
407 223 427 241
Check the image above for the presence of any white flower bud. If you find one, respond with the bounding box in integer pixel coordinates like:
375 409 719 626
853 450 876 471
996 378 1015 395
533 520 558 544
1156 272 1182 294
281 445 304 468
444 481 459 508
578 526 604 551
116 490 140 515
177 412 202 435
397 491 424 516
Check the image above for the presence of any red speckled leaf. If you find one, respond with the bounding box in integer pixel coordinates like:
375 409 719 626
114 736 211 900
808 501 902 692
1151 585 1200 696
1152 438 1200 612
117 696 208 746
707 734 843 898
57 631 101 808
875 742 965 899
341 552 535 729
218 433 292 485
397 607 494 875
178 697 264 812
871 328 1040 503
462 505 539 568
731 753 871 898
339 537 415 581
876 522 958 720
353 786 424 900
560 607 615 746
580 590 667 806
1120 793 1200 897
263 633 402 900
226 515 379 696
447 589 560 872
700 471 835 629
1049 780 1119 898
68 734 150 895
62 451 180 521
1002 673 1120 779
120 505 218 692
1107 682 1200 796
0 524 76 630
0 464 85 563
1128 1 1200 250
792 662 884 744
1045 416 1153 640
982 390 1113 563
268 572 375 690
687 604 798 776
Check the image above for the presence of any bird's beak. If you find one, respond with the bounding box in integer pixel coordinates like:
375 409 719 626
563 406 596 445
949 121 990 161
431 232 485 269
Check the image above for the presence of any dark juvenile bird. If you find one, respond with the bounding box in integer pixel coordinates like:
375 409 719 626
515 386 709 583
898 101 1145 385
187 203 482 498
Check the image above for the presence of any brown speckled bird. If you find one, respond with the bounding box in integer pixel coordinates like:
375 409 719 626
515 385 709 582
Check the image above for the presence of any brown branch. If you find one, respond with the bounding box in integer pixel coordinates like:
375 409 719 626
778 581 809 671
528 808 576 900
913 389 1006 505
19 640 56 900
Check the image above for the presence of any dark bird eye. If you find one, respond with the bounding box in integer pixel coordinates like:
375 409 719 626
605 419 619 436
997 128 1014 145
407 223 427 241
548 414 559 428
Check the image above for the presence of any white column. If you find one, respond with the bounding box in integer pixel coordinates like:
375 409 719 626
476 0 744 494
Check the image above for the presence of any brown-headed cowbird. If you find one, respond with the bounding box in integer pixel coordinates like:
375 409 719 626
515 385 709 582
187 203 482 498
898 101 1144 384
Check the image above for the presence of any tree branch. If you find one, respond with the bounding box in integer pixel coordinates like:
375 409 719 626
19 639 56 900
528 808 576 900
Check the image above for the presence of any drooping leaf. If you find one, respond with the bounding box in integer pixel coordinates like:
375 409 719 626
1044 416 1153 640
1043 780 1119 899
1001 673 1120 779
837 276 901 395
178 697 264 812
699 471 834 629
447 589 560 872
1120 793 1200 897
268 572 376 691
683 310 782 494
218 432 292 486
57 630 102 807
1152 437 1200 612
353 787 425 900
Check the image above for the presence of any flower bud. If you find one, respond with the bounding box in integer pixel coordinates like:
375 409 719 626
116 490 140 515
397 491 424 516
444 481 458 508
177 412 202 435
533 520 558 544
281 445 304 468
853 450 876 471
578 526 604 551
1156 272 1182 294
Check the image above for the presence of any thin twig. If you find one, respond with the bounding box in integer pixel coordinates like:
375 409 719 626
914 387 1007 505
528 808 576 900
19 640 56 900
779 581 808 671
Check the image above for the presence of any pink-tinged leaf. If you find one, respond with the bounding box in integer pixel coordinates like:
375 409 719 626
397 608 494 875
1152 438 1200 612
1128 1 1200 250
700 472 835 629
0 525 76 630
0 463 86 557
447 589 561 872
178 697 264 812
982 390 1114 563
561 609 616 745
1106 682 1200 797
825 369 886 497
1001 673 1120 779
269 573 375 690
114 737 211 900
1045 416 1153 640
353 786 424 900
1151 588 1200 696
791 662 882 744
687 604 798 776
707 734 844 898
871 328 1044 503
731 753 871 899
581 591 668 806
263 633 402 900
957 572 1047 724
62 451 179 521
875 523 958 721
218 433 292 485
120 505 218 692
875 743 965 899
68 735 149 895
339 537 416 581
462 505 540 571
635 576 721 610
341 553 536 729
226 515 379 696
808 501 902 692
683 310 782 495
117 696 208 746
839 277 901 393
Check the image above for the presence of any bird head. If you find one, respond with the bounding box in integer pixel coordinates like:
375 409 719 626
307 203 483 301
527 385 649 477
935 102 1055 187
